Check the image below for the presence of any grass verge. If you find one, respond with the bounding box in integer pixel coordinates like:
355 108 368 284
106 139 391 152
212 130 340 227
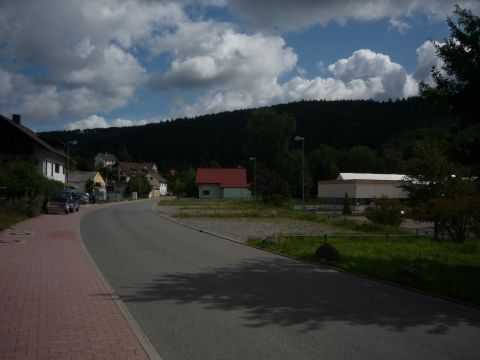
248 235 480 305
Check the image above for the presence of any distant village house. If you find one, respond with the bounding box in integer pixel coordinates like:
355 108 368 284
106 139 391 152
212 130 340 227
114 161 167 197
94 152 117 168
195 168 251 199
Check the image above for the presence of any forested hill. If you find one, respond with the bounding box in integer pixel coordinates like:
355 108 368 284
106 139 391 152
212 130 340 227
41 97 450 170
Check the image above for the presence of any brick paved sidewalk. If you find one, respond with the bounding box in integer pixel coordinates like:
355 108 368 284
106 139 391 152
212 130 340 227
0 205 151 360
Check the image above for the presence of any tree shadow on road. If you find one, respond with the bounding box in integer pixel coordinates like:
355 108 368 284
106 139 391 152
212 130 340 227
120 257 480 333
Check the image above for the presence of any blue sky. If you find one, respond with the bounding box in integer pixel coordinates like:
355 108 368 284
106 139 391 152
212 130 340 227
0 0 478 131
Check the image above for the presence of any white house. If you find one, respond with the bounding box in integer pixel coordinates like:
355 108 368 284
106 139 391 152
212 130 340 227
317 173 408 212
0 114 67 183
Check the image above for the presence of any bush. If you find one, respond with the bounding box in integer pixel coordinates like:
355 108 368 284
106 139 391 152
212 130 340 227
366 197 403 227
0 160 63 224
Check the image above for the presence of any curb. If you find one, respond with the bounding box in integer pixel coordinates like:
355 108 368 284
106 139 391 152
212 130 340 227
151 204 479 311
78 202 164 360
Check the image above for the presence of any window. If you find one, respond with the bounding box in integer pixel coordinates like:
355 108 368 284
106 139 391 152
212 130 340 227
54 164 60 173
203 190 210 196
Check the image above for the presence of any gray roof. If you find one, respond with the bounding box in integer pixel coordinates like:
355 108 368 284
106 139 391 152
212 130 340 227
69 171 98 183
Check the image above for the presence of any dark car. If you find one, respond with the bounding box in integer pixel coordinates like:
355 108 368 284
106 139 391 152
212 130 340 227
45 191 69 214
45 190 80 214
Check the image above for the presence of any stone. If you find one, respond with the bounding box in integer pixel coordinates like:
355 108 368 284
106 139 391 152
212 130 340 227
263 233 279 244
314 243 340 261
398 264 425 285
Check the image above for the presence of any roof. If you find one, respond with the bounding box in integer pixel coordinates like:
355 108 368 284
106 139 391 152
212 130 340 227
69 171 102 184
95 153 117 162
117 161 157 174
0 114 66 158
149 172 167 183
195 168 248 188
337 173 407 181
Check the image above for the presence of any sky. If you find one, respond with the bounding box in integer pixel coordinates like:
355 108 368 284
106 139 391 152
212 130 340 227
0 0 478 132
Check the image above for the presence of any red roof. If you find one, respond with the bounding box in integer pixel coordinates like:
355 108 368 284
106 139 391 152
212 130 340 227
195 168 248 188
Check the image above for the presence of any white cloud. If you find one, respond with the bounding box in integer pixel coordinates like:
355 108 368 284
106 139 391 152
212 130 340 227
0 0 182 123
389 18 411 33
413 40 444 84
64 114 153 130
180 48 419 117
149 21 297 91
225 0 480 31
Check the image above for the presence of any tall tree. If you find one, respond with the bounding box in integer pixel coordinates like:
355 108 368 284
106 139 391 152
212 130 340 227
402 140 473 239
420 6 480 125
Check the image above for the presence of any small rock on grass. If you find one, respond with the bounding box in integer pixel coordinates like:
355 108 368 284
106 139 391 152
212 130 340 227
315 243 340 261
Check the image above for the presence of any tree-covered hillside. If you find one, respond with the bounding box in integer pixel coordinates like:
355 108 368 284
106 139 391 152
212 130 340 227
41 97 450 172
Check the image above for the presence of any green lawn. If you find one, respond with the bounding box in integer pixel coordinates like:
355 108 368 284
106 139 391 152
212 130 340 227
248 235 480 305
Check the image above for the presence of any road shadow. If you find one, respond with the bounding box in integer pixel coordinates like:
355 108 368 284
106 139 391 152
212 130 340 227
120 256 480 333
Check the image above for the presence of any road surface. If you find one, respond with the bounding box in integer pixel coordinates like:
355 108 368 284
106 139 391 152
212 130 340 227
80 200 480 360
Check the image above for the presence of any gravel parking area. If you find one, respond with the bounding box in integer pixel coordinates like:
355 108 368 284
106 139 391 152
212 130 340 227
155 205 339 242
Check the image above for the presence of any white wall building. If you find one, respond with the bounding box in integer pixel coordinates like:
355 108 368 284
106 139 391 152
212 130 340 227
317 173 408 212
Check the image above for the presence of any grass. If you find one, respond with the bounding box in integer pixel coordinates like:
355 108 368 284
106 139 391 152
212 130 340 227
248 235 480 305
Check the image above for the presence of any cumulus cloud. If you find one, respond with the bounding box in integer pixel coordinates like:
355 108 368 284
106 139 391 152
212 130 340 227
64 114 152 130
0 0 181 123
413 40 444 85
225 0 480 31
181 48 420 117
149 21 297 91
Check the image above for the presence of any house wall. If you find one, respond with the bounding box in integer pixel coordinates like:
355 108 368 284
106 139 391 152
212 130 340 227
34 145 65 183
199 184 222 199
92 173 105 187
223 188 251 199
159 183 167 196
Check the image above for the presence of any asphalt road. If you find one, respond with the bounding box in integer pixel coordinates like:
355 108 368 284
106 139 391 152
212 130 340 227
80 200 480 360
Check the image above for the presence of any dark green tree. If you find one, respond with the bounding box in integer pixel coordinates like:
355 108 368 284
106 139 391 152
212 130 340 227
342 192 352 215
246 109 296 169
402 140 473 239
309 145 339 181
419 6 480 126
366 197 403 227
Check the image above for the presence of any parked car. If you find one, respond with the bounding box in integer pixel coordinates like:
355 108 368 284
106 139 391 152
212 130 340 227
45 191 69 214
66 190 80 212
74 192 90 205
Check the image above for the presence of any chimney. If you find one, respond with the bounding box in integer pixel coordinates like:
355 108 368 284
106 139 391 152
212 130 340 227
12 114 21 125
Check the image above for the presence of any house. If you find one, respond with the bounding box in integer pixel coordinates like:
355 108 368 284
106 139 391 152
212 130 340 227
195 168 251 199
94 152 117 168
0 114 67 183
113 161 167 198
317 172 408 212
68 171 105 193
114 161 158 182
146 172 168 197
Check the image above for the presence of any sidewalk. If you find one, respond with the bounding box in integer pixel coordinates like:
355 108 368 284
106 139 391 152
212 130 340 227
0 205 151 360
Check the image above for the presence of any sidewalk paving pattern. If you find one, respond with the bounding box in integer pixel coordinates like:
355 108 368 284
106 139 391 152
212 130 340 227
0 206 149 360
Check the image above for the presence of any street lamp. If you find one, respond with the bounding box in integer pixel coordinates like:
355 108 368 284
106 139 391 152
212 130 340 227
249 157 257 203
294 136 305 212
66 140 78 189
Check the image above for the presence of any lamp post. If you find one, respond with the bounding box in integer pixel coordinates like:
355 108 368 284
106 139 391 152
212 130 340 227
66 140 78 189
294 136 304 212
249 157 257 203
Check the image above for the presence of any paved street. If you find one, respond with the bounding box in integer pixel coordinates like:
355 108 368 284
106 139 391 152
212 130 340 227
80 199 480 360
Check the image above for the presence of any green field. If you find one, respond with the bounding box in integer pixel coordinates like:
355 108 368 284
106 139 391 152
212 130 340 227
248 235 480 305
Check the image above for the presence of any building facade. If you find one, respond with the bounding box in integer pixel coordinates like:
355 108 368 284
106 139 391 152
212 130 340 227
317 173 408 212
195 168 251 199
